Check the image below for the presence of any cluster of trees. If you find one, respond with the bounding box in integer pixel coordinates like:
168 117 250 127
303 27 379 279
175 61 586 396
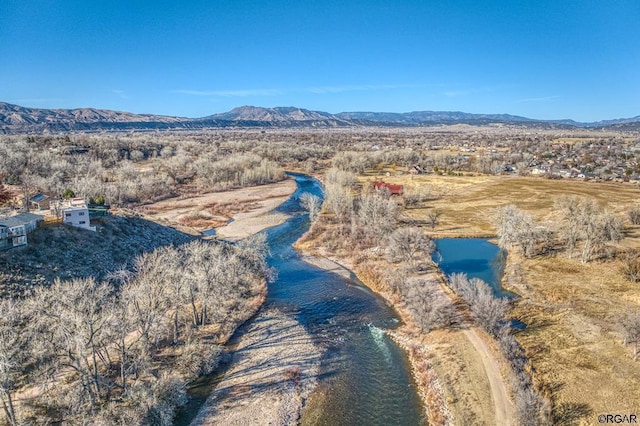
494 198 623 263
0 135 286 209
386 227 435 269
381 268 454 333
0 236 269 425
448 273 509 334
622 312 640 361
555 196 622 262
494 205 552 258
447 273 551 425
321 168 402 248
4 126 638 212
308 167 449 333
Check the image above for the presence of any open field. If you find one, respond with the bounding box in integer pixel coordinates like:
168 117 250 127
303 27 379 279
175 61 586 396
509 254 640 423
369 173 640 423
361 174 640 238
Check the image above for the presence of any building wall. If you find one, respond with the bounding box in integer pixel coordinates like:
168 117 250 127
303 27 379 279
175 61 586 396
23 220 38 233
0 226 8 250
10 234 27 247
62 207 96 231
6 226 27 247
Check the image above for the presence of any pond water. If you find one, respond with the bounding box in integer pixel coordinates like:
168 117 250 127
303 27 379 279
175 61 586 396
433 238 526 330
433 238 510 297
177 173 425 425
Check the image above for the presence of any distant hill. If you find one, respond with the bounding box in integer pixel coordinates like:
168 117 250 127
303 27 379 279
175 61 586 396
198 105 352 127
1 101 639 133
335 110 537 124
0 101 197 133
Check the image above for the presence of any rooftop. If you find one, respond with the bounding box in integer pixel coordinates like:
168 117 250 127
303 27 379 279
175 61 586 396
29 193 49 203
0 212 44 228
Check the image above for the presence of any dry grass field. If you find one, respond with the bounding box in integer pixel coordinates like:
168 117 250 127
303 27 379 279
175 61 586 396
363 174 640 238
368 173 640 423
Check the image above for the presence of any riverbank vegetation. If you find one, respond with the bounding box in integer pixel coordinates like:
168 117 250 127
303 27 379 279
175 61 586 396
364 170 640 423
297 167 534 424
3 126 640 424
0 234 269 425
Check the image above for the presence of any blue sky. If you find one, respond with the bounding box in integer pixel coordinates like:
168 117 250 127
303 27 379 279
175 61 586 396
1 0 638 121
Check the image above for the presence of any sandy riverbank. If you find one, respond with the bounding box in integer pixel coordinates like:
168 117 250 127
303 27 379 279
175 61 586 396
190 309 322 426
137 179 296 239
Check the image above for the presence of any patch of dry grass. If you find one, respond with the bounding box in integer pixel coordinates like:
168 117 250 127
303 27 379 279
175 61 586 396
508 254 640 422
359 173 640 422
421 328 497 425
305 172 640 423
365 174 640 238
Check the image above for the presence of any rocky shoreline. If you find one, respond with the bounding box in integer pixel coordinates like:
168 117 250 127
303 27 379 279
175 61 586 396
190 309 322 425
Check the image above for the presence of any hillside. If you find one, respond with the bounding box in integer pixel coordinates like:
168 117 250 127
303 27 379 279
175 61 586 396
1 101 639 133
0 102 197 133
0 214 195 296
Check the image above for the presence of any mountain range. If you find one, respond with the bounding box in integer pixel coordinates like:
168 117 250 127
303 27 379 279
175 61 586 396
1 102 639 134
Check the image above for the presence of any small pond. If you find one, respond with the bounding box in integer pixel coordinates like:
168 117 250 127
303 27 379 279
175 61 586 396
433 238 511 298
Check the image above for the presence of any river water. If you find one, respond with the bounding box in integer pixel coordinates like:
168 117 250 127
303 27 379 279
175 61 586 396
178 173 425 425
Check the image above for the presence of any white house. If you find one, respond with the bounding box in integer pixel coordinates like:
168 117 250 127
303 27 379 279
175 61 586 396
60 198 96 232
0 212 44 250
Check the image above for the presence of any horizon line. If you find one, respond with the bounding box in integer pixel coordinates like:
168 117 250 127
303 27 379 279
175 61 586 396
1 99 637 124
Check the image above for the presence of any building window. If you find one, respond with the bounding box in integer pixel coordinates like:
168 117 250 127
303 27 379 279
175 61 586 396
79 212 85 216
79 221 86 225
65 213 71 217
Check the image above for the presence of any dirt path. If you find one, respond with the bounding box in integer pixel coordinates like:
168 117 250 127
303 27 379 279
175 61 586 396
190 309 322 425
463 328 514 426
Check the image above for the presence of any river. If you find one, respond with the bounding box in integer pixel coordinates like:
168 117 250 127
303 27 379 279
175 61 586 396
178 173 425 425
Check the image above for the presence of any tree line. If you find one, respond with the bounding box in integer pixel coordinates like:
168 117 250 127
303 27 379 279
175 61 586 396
0 235 269 425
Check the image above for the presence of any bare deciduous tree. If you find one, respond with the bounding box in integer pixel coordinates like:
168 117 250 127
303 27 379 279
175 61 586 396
448 273 509 335
324 182 354 224
403 278 453 332
387 227 435 268
426 210 442 230
0 299 27 426
628 206 640 225
300 192 322 221
555 196 623 262
357 187 398 241
620 250 640 283
622 312 640 360
494 205 552 258
28 278 114 413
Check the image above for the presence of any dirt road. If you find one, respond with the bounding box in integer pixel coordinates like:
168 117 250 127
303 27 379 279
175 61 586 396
463 328 514 426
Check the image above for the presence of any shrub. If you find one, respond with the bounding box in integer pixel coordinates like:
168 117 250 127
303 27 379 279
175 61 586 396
629 206 640 225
